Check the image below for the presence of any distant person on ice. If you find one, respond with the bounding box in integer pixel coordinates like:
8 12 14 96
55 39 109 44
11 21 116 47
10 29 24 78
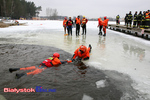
98 17 103 35
63 17 68 35
133 11 138 28
68 44 92 62
127 11 133 27
81 16 88 35
102 16 109 36
66 17 74 36
9 53 71 79
116 15 120 25
124 13 128 26
75 16 81 36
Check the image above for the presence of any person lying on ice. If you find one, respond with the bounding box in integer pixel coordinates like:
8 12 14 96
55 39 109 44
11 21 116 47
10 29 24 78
68 44 92 63
9 53 71 79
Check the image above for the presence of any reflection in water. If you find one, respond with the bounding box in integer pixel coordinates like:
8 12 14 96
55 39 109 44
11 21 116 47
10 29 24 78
75 35 87 49
64 35 72 46
97 36 106 50
82 35 86 45
123 41 145 62
73 61 88 80
76 37 80 48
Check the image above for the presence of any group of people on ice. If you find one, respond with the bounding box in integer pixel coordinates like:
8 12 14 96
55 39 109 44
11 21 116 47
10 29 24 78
63 16 109 36
63 16 88 36
116 10 150 29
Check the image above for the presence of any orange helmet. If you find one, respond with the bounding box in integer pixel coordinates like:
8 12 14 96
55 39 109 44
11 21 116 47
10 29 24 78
53 53 60 58
79 45 87 53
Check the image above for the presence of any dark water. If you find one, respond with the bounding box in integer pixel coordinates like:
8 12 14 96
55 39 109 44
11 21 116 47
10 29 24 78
0 44 144 100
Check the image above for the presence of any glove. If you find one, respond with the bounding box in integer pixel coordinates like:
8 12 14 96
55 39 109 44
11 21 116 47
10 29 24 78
72 59 75 62
40 63 46 66
67 60 72 63
89 44 92 49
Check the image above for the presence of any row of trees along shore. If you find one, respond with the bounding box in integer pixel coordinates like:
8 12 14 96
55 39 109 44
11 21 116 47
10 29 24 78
0 0 41 19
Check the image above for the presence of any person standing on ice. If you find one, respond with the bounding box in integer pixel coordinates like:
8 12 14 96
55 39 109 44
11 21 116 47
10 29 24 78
9 53 71 79
75 16 81 36
137 11 142 28
63 17 68 35
124 14 128 26
66 17 74 36
98 17 103 35
116 15 120 25
133 11 138 28
102 16 109 36
127 11 133 27
81 16 88 35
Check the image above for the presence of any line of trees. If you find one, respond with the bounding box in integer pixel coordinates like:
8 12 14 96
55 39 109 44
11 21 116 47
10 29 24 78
0 0 41 19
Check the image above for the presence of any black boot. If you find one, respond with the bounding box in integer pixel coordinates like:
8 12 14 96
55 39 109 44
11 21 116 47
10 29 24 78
16 73 26 79
100 32 102 35
9 68 20 73
89 44 92 53
103 34 106 36
89 44 92 50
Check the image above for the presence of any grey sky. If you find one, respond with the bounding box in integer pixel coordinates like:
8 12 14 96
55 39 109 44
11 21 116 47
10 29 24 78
27 0 150 18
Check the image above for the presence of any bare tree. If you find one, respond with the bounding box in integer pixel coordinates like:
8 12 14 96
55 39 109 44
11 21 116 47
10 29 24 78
46 8 58 20
52 9 58 20
46 8 50 17
46 8 53 19
10 0 14 17
3 0 6 16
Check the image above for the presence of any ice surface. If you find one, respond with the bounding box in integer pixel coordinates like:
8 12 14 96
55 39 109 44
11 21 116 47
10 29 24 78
82 94 93 100
96 80 106 88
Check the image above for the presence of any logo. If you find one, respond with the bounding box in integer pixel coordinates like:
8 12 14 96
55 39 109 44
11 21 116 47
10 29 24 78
35 86 56 92
4 86 56 93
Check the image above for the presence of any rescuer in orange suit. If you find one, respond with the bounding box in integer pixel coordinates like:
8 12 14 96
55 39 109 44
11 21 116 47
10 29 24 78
75 16 81 36
63 17 68 34
103 16 109 36
9 53 71 79
98 18 103 35
81 16 88 35
68 44 92 62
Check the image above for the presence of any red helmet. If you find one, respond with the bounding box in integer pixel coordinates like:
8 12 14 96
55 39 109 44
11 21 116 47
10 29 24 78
53 53 60 58
79 45 87 53
104 16 107 19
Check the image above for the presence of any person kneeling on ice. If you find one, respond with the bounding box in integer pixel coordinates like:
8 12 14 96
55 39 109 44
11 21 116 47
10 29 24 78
9 53 71 79
68 44 92 63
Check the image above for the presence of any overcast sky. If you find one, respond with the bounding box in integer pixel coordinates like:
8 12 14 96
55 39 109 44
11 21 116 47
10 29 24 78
26 0 150 18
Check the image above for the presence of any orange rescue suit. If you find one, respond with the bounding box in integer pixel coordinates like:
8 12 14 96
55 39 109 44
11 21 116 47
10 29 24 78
145 12 150 19
72 47 90 60
98 18 103 26
52 57 62 66
63 19 68 27
103 19 109 34
76 18 81 25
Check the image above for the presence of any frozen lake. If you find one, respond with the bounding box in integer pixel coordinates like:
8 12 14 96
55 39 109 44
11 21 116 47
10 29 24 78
0 20 150 100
